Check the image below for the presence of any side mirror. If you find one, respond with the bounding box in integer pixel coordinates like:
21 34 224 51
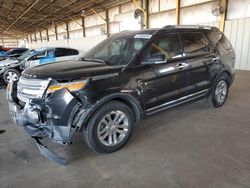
143 53 166 65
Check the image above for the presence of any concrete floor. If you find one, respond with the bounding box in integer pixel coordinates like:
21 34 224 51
0 70 250 188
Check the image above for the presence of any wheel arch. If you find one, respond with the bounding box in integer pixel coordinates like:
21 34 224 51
3 68 21 84
79 93 144 132
212 70 233 88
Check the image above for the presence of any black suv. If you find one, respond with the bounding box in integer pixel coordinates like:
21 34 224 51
7 25 235 164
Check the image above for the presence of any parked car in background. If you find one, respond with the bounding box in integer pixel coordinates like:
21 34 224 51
0 47 83 84
0 48 28 61
0 49 7 55
7 25 235 164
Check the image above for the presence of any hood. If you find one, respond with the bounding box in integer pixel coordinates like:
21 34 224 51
22 60 122 80
0 58 19 67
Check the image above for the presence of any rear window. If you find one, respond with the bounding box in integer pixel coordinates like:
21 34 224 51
208 31 232 54
181 32 213 56
55 48 79 57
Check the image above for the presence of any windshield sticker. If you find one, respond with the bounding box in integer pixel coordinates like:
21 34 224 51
134 34 152 39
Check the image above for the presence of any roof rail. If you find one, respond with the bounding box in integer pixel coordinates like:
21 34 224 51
162 25 218 30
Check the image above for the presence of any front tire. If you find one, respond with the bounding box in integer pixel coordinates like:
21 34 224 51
3 69 20 84
83 101 134 153
209 74 229 107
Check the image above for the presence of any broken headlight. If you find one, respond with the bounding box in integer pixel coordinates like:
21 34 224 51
46 80 87 94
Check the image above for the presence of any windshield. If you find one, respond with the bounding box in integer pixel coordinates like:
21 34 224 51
17 50 35 61
82 33 152 65
3 50 15 55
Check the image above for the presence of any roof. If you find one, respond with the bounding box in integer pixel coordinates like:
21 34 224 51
162 25 218 30
114 25 219 38
0 0 130 38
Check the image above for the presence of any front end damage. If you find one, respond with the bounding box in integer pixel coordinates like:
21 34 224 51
7 82 88 165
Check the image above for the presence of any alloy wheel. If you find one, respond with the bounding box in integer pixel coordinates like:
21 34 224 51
215 80 228 104
6 71 19 83
97 110 129 147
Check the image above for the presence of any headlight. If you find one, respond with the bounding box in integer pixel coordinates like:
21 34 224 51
46 80 87 94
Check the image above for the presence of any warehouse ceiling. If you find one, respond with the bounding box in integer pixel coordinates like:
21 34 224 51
0 0 129 38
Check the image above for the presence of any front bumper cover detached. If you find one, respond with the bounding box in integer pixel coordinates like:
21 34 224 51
33 137 67 165
7 84 83 165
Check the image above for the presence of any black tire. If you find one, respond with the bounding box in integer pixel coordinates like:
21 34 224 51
209 74 229 108
83 101 134 154
3 69 21 84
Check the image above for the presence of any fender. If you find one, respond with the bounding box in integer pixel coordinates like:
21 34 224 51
209 69 233 96
78 92 144 131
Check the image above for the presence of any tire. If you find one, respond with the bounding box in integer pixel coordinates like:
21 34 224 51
83 101 134 154
209 74 229 108
3 69 21 84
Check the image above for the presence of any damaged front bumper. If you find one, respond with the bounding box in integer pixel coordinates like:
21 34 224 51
7 83 87 164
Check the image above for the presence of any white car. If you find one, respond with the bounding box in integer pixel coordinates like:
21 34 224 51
0 47 84 84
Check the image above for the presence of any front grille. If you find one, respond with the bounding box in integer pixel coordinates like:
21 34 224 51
17 76 50 103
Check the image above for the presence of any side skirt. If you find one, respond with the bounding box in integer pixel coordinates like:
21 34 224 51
146 89 209 116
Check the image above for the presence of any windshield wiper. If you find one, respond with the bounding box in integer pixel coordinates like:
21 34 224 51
81 57 109 64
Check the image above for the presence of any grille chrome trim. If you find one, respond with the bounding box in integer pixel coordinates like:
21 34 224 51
17 76 50 102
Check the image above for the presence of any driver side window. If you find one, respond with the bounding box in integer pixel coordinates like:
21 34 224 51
30 51 47 60
142 33 182 64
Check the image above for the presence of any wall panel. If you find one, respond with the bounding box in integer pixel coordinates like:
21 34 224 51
224 18 250 70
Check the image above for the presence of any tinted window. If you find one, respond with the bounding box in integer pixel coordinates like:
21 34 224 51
55 48 78 56
182 32 212 56
55 48 71 57
208 31 232 54
142 33 182 63
10 50 19 54
30 51 47 60
83 35 150 65
20 49 27 53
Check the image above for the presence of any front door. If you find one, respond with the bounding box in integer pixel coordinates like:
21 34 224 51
139 33 190 114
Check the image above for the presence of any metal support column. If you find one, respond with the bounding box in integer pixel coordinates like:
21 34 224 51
34 32 37 42
220 0 228 32
40 31 42 42
176 0 180 25
105 9 110 37
55 25 58 40
91 8 109 37
66 22 70 39
82 17 85 37
46 28 49 41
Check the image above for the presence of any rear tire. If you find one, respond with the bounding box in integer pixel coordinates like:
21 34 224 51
3 69 20 84
83 101 134 153
209 74 229 108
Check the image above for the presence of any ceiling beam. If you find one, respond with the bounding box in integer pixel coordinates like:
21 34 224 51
1 0 41 34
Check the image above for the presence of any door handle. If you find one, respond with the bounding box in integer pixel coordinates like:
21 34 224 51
176 62 189 69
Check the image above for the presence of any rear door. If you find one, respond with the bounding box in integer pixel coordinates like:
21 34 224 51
181 32 216 95
139 32 190 113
